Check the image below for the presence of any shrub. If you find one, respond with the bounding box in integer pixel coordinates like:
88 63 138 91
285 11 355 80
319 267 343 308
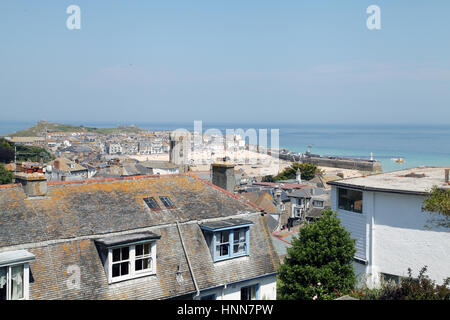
351 266 450 300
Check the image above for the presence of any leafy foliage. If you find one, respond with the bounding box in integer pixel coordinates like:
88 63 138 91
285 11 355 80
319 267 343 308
0 138 53 163
0 138 14 163
275 162 320 181
423 186 450 217
277 209 357 300
15 143 53 163
261 175 275 182
352 266 450 300
266 162 322 183
0 163 14 185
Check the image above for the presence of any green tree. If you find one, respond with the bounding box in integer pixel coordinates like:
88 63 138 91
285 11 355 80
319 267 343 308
262 175 275 182
422 186 450 228
275 162 321 181
0 138 14 163
0 163 14 185
278 209 357 300
0 138 53 163
423 186 450 217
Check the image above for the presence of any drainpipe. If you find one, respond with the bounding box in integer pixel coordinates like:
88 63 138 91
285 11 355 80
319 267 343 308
176 221 200 298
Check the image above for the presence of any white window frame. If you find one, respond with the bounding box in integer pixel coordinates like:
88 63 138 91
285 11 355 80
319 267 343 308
107 241 157 284
0 262 30 300
312 200 324 207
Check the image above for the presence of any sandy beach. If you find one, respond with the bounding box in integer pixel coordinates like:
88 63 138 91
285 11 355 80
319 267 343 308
127 151 364 179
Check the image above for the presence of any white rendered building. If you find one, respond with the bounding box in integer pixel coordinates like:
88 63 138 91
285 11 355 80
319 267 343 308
329 167 450 287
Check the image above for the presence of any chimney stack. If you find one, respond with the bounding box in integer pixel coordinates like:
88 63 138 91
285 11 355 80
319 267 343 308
211 160 235 193
15 162 47 197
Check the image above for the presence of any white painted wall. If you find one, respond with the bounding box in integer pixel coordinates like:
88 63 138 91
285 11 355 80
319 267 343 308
332 186 450 287
371 192 449 285
152 168 179 175
196 274 277 300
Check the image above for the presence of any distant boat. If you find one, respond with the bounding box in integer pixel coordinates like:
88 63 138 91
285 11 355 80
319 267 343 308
391 157 404 163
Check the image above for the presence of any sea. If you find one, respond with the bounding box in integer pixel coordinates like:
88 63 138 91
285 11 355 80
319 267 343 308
1 121 449 173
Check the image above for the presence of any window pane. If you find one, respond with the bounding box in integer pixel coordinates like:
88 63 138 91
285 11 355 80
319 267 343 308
142 258 150 270
241 286 249 300
250 286 257 300
221 244 228 256
234 229 245 243
0 267 6 300
234 243 246 254
121 247 129 260
135 258 151 271
144 243 151 255
112 248 121 262
11 265 24 300
219 231 229 243
216 244 229 257
338 188 363 213
121 262 129 275
136 244 143 257
112 264 120 277
135 259 143 271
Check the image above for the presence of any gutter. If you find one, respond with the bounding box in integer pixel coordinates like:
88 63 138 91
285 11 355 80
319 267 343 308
176 221 200 297
192 272 279 296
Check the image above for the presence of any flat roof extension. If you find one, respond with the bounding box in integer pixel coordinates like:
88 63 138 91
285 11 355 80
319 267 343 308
328 167 450 195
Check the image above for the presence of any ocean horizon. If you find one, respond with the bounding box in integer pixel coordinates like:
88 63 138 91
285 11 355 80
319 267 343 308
1 121 449 173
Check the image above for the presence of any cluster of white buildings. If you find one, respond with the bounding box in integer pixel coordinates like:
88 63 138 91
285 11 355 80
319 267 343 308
104 136 170 155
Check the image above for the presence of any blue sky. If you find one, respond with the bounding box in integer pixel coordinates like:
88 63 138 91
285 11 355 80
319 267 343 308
0 1 449 125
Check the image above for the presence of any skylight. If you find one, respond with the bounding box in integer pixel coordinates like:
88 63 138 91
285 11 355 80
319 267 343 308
159 196 176 208
144 197 161 211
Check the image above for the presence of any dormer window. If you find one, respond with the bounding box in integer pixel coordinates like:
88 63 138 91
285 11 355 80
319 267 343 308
0 250 35 300
201 219 253 262
95 232 160 284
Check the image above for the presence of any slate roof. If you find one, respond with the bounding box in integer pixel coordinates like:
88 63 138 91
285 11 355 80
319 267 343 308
241 191 278 214
50 157 88 173
0 174 279 300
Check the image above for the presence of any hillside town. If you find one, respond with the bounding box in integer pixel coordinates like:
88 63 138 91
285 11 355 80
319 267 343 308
0 121 448 301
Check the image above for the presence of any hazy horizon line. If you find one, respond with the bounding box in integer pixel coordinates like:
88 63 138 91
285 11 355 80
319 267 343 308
1 119 450 128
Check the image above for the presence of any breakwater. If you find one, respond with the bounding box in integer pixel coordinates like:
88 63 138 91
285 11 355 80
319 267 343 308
274 149 383 173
